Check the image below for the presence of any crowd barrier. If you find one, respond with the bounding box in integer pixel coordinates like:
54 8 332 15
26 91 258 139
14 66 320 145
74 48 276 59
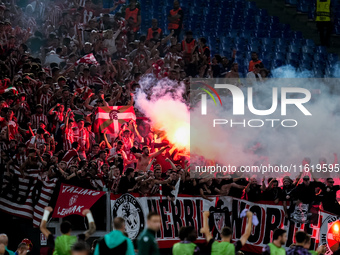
0 182 339 254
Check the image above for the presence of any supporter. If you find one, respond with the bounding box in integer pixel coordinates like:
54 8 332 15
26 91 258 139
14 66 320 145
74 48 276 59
163 169 179 202
246 63 263 83
280 176 296 219
117 167 138 193
221 50 236 74
94 217 134 255
289 175 324 209
133 145 170 172
262 178 281 203
320 177 340 215
242 177 264 202
225 63 240 78
196 37 210 66
14 242 29 255
248 51 262 72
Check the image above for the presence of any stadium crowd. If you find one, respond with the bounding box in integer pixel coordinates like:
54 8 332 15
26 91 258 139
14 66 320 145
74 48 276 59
0 0 338 253
0 0 339 215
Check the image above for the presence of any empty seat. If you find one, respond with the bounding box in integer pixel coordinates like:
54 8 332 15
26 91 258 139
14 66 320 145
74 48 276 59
301 46 314 55
286 52 299 62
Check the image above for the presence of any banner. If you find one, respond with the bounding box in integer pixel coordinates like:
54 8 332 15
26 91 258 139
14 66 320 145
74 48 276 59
0 166 57 227
110 193 334 253
94 106 136 134
319 211 340 255
52 184 105 218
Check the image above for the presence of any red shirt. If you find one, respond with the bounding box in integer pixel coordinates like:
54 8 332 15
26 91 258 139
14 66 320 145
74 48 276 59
248 60 262 72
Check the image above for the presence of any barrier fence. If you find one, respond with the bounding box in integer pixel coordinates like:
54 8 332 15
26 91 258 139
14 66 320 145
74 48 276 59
0 182 339 254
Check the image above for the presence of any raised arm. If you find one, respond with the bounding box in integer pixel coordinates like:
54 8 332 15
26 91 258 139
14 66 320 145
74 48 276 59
200 211 213 242
84 93 95 110
161 30 175 45
82 209 96 240
146 158 156 171
48 104 59 116
149 145 170 158
131 120 142 141
165 157 177 171
260 177 266 191
40 206 53 237
103 129 113 149
239 211 253 246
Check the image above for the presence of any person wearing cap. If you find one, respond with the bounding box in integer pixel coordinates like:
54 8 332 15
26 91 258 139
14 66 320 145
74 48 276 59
280 176 296 219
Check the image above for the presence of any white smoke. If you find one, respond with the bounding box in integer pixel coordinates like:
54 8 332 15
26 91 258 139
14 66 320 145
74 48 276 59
134 66 340 182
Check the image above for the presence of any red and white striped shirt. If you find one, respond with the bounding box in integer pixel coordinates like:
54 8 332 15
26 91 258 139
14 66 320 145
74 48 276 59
38 94 51 114
0 141 9 165
63 127 74 151
13 153 28 166
31 114 48 130
27 135 46 149
77 128 88 151
16 102 30 124
76 76 92 89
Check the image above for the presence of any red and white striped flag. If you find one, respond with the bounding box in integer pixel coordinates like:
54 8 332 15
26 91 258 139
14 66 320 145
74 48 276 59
94 106 136 134
0 165 57 227
75 53 99 66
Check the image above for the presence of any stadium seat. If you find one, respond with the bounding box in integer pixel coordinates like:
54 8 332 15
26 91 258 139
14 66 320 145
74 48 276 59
301 46 314 55
297 1 309 13
286 52 299 62
328 54 339 65
248 44 261 52
285 0 298 6
272 59 284 68
286 59 299 68
313 54 326 63
304 39 316 47
299 61 313 70
313 68 324 78
274 52 286 61
261 38 275 46
288 45 300 54
301 53 313 62
316 46 327 55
